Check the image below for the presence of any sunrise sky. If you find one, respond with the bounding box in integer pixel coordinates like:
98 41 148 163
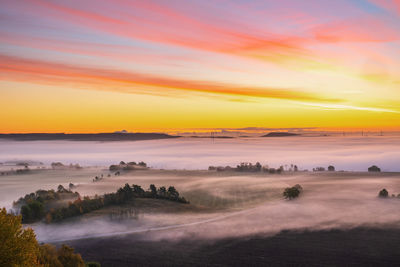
1 0 399 133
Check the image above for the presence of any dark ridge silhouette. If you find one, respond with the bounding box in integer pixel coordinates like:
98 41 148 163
0 133 180 141
262 132 300 137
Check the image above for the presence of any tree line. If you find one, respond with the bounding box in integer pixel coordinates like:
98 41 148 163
209 162 293 173
15 184 189 223
109 161 148 171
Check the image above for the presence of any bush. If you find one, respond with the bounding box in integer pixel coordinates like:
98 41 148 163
378 189 389 198
283 185 303 200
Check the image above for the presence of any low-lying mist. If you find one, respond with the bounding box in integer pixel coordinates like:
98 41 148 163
1 135 400 171
1 136 400 244
30 171 400 243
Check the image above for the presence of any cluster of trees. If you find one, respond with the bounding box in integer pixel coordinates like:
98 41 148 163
16 184 189 223
236 162 262 172
283 184 303 200
311 165 382 172
0 208 99 266
209 162 295 173
368 165 381 172
109 161 148 171
312 165 335 172
51 162 82 170
378 188 400 198
46 184 188 223
13 185 80 223
208 166 233 172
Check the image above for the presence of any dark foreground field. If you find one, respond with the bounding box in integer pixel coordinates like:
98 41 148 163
65 227 400 267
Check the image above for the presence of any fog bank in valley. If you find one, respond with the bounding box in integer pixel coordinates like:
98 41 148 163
1 135 400 171
30 172 400 243
1 136 400 244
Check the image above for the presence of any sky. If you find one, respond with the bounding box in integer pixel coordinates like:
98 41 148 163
0 0 399 133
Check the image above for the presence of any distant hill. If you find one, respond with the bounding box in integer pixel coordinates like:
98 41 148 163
262 132 300 137
0 133 180 141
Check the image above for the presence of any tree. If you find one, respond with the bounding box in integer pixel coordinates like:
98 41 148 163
21 204 33 222
30 201 44 221
57 184 67 193
283 185 302 200
255 162 262 171
158 186 167 197
368 165 381 172
294 184 303 191
149 184 157 196
132 184 145 195
378 188 388 198
57 244 85 267
168 186 179 199
277 166 284 174
38 244 63 267
138 161 147 167
0 208 40 266
328 165 335 171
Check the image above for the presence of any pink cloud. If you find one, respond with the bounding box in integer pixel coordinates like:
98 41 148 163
0 54 339 103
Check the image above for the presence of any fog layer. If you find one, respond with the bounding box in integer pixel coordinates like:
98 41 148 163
1 135 400 171
28 171 400 243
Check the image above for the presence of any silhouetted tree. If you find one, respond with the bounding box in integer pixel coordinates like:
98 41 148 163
149 184 157 196
158 186 167 197
132 184 145 195
378 188 388 198
138 161 147 167
283 185 303 200
368 165 381 172
255 162 262 171
168 186 179 199
328 165 335 171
